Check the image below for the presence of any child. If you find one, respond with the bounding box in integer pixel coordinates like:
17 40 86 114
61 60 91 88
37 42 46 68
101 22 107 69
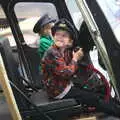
42 18 120 117
33 14 56 71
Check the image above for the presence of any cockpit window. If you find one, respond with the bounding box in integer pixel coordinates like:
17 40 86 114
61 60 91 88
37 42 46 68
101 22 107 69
97 0 120 43
14 2 58 19
14 2 58 47
65 0 83 30
0 5 16 47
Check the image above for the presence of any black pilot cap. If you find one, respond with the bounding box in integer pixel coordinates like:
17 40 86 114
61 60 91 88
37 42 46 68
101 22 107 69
52 18 77 40
33 14 56 33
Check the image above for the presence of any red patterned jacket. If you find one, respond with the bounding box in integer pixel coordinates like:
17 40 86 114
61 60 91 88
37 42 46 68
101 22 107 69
41 45 77 98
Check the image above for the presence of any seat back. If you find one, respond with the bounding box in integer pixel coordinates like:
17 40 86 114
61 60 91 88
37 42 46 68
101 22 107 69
0 37 30 110
22 45 43 89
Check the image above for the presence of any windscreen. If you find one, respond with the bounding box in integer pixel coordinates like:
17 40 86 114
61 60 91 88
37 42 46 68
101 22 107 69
97 0 120 43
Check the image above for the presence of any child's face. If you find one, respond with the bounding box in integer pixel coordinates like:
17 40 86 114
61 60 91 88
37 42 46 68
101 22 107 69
54 30 73 48
40 23 53 35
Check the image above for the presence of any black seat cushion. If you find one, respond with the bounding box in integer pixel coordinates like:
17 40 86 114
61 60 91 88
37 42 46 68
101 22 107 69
38 98 77 112
31 89 77 112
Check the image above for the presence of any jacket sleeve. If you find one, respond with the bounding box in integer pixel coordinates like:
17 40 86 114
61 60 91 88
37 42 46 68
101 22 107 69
43 50 78 78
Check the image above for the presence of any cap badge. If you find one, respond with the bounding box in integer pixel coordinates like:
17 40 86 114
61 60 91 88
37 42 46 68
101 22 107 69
59 23 67 28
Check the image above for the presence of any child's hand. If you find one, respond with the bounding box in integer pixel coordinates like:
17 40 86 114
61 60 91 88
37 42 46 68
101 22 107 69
72 48 84 62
